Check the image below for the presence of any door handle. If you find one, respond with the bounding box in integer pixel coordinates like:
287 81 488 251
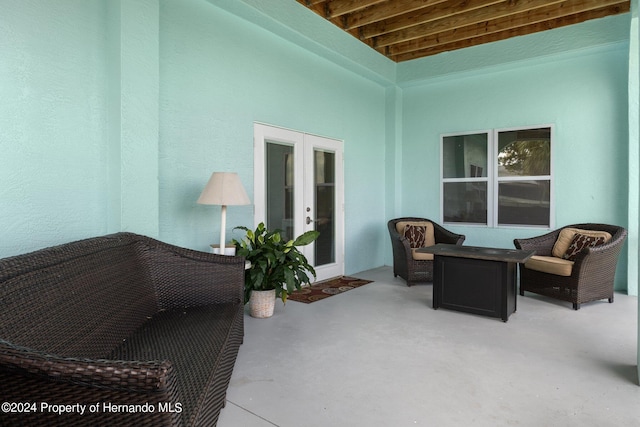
306 216 314 225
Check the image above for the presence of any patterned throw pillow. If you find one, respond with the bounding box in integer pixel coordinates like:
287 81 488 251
403 224 427 248
562 233 606 261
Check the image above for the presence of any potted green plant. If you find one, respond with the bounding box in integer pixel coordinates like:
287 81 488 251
233 222 320 318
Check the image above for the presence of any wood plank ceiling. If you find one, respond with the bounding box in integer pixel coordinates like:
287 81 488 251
295 0 630 62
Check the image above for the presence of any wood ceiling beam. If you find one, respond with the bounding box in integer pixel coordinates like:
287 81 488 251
343 0 451 29
385 0 629 57
325 0 387 18
371 0 572 48
296 0 328 16
359 0 507 39
390 3 630 61
297 0 630 62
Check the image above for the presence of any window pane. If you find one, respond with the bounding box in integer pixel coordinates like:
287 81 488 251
443 133 488 178
498 128 550 177
443 182 487 224
315 150 335 266
498 181 550 226
266 142 294 241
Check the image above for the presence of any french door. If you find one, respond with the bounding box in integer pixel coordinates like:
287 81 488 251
254 123 344 282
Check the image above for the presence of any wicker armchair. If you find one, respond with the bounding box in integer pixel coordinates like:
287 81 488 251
514 223 627 310
388 217 465 286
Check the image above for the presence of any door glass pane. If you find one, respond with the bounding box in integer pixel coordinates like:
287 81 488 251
266 142 294 241
315 150 335 266
442 133 488 178
443 182 488 224
498 128 550 177
498 180 550 226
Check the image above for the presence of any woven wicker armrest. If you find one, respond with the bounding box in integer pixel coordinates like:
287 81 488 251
136 235 246 309
397 234 412 251
388 225 409 245
433 223 465 245
387 228 414 267
513 229 560 255
1 340 183 426
0 340 176 394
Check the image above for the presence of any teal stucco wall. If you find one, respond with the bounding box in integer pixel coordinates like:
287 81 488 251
0 0 390 277
0 0 110 255
400 40 629 290
0 0 636 294
158 0 388 275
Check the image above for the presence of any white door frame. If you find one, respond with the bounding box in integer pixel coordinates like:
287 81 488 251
253 122 345 282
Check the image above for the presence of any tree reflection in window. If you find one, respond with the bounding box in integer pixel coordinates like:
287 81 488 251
498 129 550 177
497 128 551 227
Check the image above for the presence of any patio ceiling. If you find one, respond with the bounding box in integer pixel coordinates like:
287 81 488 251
295 0 631 62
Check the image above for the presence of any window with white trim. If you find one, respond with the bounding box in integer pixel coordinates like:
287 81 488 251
441 126 553 228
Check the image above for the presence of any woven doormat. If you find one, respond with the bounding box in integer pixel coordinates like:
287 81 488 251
287 276 373 304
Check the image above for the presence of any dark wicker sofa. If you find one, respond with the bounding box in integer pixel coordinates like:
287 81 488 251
0 232 245 427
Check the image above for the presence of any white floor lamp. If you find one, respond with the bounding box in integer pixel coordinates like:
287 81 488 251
197 172 251 255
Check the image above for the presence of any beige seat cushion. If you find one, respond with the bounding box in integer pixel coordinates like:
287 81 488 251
412 248 434 261
524 255 574 277
395 221 435 261
552 228 612 258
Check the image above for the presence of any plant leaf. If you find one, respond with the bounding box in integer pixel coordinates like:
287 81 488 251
293 230 320 246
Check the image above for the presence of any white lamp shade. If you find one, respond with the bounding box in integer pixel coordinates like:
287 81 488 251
197 172 250 206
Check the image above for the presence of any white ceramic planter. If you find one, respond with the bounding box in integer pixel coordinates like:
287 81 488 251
249 289 276 318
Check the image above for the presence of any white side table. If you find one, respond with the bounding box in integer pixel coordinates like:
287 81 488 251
210 244 236 256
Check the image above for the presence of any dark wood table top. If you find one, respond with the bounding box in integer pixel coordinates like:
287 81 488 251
416 243 535 263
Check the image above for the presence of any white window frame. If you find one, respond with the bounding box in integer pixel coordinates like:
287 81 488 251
440 129 493 227
441 124 554 229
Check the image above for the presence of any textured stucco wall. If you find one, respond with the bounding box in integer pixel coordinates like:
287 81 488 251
0 0 390 276
400 39 630 290
158 0 388 274
116 0 160 237
0 0 636 291
0 0 161 257
205 0 396 86
0 0 109 256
